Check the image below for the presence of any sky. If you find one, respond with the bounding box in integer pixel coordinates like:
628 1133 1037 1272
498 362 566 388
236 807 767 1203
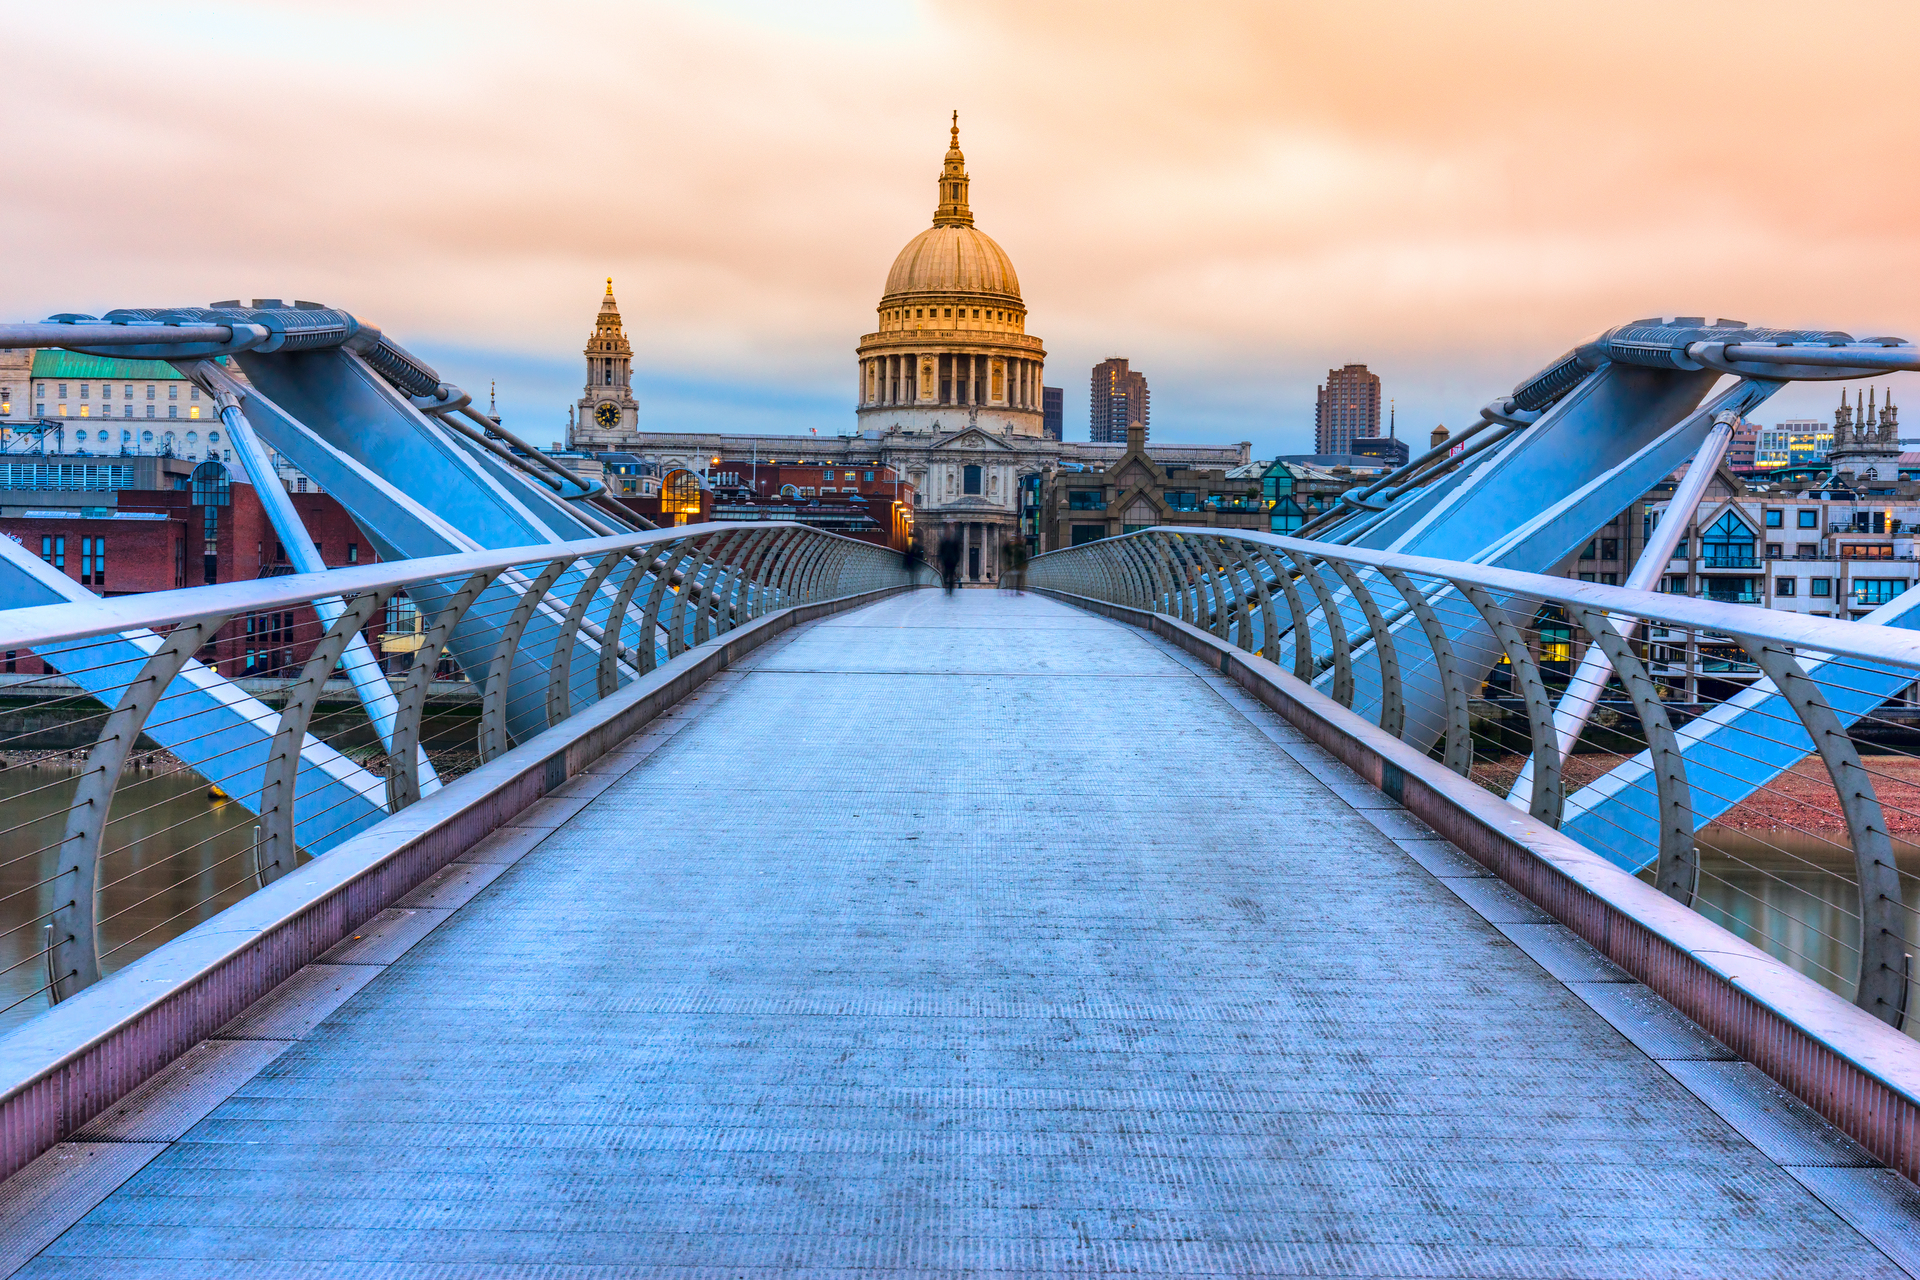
4 1 1917 457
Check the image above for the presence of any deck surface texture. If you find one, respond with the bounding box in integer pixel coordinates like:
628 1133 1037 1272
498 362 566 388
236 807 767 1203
14 590 1912 1277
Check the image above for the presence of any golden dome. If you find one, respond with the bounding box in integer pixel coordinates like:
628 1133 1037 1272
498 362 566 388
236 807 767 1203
880 114 1022 304
884 224 1021 301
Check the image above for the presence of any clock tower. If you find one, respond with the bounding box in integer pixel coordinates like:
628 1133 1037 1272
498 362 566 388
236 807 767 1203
574 278 636 445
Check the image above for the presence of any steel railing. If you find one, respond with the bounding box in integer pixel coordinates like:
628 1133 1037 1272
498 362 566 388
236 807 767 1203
1032 527 1920 1030
0 522 922 1018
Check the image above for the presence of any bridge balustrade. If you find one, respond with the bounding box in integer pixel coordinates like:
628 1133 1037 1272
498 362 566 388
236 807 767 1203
0 522 917 1016
1032 528 1920 1031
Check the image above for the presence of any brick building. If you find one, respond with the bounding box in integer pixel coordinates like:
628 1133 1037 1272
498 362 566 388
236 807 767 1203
0 455 381 681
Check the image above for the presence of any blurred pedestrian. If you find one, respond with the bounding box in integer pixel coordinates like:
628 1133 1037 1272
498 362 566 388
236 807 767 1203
1002 534 1028 595
937 526 961 594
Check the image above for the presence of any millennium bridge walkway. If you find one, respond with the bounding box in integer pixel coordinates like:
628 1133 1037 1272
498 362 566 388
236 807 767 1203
0 591 1913 1276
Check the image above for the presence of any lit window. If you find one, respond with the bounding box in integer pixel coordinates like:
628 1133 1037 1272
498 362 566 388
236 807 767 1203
190 407 200 419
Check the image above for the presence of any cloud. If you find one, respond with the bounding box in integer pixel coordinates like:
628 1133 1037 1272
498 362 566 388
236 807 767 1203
2 0 1914 453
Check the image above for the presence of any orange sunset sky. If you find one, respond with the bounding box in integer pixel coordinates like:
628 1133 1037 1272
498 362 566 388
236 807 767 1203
4 1 1916 455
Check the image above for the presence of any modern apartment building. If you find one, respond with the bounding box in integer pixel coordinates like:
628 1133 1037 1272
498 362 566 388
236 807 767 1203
1089 358 1148 444
1312 364 1381 455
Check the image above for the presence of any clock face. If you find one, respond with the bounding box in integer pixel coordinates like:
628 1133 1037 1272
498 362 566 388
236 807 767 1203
594 402 621 429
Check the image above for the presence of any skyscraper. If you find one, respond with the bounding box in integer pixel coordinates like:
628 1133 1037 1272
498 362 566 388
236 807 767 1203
1090 358 1149 443
1313 364 1381 455
1042 386 1063 441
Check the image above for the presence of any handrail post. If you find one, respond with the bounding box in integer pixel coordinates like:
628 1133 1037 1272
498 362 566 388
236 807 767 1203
1326 558 1404 739
389 570 498 811
1461 583 1563 828
479 558 571 763
50 613 230 1001
549 551 626 726
259 589 394 885
1381 568 1472 776
1284 550 1353 708
1740 636 1909 1021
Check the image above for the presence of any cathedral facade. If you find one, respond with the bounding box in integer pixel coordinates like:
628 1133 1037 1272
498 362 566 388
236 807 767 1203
570 119 1250 581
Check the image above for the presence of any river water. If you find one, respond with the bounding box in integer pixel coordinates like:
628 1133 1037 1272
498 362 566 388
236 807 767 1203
0 766 1912 1039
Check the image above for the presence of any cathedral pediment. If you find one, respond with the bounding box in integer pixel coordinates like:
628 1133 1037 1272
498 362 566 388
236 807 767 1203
930 430 1013 452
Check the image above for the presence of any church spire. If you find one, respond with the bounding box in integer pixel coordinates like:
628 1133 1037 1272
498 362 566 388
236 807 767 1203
932 111 974 228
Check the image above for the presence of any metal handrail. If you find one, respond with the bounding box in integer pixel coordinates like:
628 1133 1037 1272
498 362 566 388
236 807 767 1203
0 520 922 1008
0 522 824 652
1031 525 1920 1027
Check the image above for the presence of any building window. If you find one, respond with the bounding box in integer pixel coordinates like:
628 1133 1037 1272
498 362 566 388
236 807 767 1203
58 384 67 398
146 385 155 400
1842 544 1894 560
1796 543 1817 558
1579 540 1596 560
963 465 982 495
1764 509 1782 527
1776 577 1796 596
1855 578 1906 607
1701 512 1756 567
1797 510 1818 528
1766 543 1782 558
146 405 155 418
1810 578 1831 597
168 385 178 400
80 536 105 587
169 406 178 419
864 471 874 482
1070 524 1105 546
347 543 358 564
40 534 65 570
79 385 88 400
1165 490 1198 512
189 407 200 419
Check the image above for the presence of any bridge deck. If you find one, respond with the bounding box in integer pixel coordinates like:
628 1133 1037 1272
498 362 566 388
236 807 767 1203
14 591 1915 1276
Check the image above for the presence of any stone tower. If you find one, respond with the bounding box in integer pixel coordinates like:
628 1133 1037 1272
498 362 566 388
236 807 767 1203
1827 385 1900 482
575 278 636 446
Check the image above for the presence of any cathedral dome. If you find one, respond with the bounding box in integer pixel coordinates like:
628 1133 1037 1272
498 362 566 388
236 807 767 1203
884 225 1020 301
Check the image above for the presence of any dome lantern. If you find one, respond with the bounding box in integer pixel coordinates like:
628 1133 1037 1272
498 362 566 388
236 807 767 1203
933 111 973 229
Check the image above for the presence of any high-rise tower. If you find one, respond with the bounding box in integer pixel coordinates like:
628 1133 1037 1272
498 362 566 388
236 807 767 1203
574 279 636 445
1090 358 1149 443
1313 364 1381 455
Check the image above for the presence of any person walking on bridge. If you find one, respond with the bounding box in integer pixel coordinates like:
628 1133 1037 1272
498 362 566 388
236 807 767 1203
936 525 961 594
1000 534 1027 595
